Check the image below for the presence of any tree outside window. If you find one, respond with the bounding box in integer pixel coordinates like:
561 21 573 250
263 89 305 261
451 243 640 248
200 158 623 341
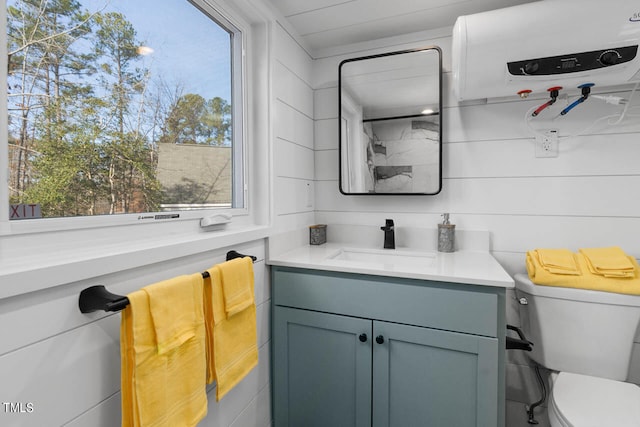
6 0 238 220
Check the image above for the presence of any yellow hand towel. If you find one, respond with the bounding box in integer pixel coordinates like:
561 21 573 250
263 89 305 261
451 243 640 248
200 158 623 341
143 274 198 355
533 248 581 275
203 265 258 401
579 247 635 278
121 275 208 427
218 257 255 318
526 250 580 285
526 250 640 295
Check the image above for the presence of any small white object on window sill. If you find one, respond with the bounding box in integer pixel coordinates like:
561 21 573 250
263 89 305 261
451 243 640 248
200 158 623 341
200 213 232 231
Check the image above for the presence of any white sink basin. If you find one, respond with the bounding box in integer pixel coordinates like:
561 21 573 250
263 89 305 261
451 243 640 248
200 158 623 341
327 247 436 269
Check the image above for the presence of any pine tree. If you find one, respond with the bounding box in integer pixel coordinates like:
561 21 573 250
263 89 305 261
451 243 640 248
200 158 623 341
91 11 159 214
7 0 97 215
159 94 232 146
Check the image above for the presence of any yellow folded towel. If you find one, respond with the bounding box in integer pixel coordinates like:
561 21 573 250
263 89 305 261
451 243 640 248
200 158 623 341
579 247 635 278
121 275 207 427
218 257 255 317
203 264 258 401
529 248 581 275
143 275 198 355
526 250 640 295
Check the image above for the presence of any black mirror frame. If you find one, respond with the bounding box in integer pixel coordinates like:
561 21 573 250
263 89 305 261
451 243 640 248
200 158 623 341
338 46 443 196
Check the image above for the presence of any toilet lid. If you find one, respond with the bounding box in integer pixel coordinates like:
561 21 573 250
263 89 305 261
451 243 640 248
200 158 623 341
552 372 640 427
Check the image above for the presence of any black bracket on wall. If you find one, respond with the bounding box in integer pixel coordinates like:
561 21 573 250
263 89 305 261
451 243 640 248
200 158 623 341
505 324 533 352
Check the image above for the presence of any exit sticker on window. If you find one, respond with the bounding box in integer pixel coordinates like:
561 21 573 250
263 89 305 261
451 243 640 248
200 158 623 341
10 204 41 220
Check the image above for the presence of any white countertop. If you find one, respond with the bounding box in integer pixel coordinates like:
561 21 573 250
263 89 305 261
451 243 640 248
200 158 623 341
268 241 514 288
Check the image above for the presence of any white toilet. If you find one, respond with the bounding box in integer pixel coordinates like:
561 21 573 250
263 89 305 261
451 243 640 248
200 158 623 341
514 273 640 427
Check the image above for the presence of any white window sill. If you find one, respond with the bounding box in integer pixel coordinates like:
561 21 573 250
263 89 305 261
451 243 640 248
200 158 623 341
0 224 271 300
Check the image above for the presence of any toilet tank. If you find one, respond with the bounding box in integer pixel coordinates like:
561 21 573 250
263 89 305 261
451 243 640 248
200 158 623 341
514 274 640 381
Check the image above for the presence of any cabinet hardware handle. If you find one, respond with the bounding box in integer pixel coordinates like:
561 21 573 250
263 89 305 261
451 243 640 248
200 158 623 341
375 335 385 344
359 333 368 342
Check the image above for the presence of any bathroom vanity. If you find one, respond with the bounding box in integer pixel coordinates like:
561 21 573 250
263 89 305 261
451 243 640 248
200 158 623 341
268 228 514 427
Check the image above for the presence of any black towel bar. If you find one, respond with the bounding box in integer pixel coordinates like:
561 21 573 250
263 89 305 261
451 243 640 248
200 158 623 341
78 250 257 313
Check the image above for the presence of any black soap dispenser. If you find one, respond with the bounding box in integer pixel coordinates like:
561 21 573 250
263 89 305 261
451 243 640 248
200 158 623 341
438 213 455 252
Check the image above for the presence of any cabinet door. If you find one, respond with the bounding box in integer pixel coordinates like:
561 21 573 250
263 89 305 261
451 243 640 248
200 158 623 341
273 307 372 427
372 321 499 427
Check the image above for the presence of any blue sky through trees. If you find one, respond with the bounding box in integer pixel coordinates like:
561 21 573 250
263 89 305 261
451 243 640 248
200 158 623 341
81 0 232 102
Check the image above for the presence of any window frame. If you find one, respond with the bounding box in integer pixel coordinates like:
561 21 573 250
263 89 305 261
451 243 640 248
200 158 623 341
1 0 250 236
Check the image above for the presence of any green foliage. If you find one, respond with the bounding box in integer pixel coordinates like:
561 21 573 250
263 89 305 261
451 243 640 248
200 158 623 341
6 0 231 217
160 94 232 146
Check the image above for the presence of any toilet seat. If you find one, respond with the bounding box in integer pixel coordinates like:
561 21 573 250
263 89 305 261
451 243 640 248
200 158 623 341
549 372 640 427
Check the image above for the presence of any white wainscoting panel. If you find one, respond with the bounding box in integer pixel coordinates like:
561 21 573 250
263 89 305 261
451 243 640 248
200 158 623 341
272 23 317 235
0 241 270 427
273 61 313 119
274 138 314 180
275 100 314 150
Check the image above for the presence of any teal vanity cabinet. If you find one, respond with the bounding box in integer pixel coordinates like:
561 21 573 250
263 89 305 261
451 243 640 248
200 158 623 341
272 266 506 427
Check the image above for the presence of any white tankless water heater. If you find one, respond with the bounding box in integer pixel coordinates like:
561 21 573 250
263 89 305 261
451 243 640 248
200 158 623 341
452 0 640 101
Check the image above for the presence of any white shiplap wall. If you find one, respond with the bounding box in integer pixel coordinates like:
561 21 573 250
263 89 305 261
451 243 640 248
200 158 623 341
272 23 316 233
312 33 640 426
0 240 271 427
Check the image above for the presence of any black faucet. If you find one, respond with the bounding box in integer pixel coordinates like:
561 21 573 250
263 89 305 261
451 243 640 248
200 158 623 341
380 219 395 249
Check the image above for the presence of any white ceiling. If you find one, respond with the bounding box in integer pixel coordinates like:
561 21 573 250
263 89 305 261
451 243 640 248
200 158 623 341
265 0 538 55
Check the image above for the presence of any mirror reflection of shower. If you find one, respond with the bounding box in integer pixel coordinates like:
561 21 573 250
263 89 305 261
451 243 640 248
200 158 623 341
339 47 442 195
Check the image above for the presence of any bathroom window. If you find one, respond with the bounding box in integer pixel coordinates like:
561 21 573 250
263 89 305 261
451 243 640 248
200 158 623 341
5 0 244 222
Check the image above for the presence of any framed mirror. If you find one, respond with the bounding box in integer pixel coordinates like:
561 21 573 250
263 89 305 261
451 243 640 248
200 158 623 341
339 47 442 195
